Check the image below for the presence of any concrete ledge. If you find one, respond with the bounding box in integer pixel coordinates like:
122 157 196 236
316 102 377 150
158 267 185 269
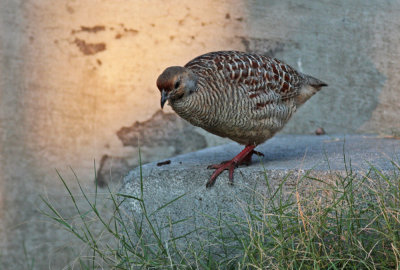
119 135 399 249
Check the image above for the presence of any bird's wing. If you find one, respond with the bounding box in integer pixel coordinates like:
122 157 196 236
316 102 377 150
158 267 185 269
185 51 304 102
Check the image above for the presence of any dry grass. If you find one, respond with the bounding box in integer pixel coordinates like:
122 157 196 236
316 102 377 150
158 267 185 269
41 155 400 269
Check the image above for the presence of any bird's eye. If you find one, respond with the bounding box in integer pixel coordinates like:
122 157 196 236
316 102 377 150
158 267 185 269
174 80 181 89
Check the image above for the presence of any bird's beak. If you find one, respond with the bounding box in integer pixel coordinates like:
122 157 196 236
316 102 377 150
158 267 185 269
160 89 168 109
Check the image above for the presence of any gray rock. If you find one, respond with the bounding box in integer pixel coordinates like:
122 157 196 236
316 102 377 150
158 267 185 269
118 135 399 254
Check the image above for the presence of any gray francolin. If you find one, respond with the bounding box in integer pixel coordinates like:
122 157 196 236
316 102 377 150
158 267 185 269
157 51 327 187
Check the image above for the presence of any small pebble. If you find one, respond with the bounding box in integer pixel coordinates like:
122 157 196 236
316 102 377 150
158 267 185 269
315 127 326 135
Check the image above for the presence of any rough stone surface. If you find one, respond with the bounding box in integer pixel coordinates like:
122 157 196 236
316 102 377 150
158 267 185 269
119 135 400 249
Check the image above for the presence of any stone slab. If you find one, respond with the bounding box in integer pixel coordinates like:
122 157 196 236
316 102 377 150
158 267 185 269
119 135 399 251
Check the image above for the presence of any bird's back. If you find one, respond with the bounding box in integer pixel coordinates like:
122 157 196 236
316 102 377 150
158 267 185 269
171 51 326 145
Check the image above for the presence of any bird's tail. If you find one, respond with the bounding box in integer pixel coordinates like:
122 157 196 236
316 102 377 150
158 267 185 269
304 74 328 91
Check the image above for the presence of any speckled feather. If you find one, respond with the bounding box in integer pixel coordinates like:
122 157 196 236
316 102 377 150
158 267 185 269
185 51 304 100
159 51 327 146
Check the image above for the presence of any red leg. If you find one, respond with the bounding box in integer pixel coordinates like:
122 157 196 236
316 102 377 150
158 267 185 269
241 150 264 166
206 145 259 187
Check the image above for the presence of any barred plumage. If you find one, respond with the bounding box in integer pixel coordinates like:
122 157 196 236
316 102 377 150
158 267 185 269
157 51 327 187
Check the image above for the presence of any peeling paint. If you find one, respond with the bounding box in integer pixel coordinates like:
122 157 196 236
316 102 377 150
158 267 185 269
97 110 208 186
116 110 207 152
96 155 130 187
71 25 105 34
80 25 105 33
74 38 106 55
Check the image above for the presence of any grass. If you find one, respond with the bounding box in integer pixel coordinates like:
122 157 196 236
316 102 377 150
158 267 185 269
41 156 400 269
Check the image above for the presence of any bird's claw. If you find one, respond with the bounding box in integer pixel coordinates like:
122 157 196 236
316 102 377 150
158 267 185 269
205 145 258 187
206 161 236 187
207 160 233 170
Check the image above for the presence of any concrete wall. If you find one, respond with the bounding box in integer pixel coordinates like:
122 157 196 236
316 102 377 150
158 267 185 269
0 0 399 268
249 0 399 135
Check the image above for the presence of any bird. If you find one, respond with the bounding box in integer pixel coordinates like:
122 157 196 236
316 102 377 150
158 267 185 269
156 51 327 187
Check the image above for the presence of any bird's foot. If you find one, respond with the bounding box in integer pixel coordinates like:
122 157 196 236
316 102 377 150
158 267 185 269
206 145 260 187
207 149 264 169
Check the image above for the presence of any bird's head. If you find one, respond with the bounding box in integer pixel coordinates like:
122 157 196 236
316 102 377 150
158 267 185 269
156 66 197 108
